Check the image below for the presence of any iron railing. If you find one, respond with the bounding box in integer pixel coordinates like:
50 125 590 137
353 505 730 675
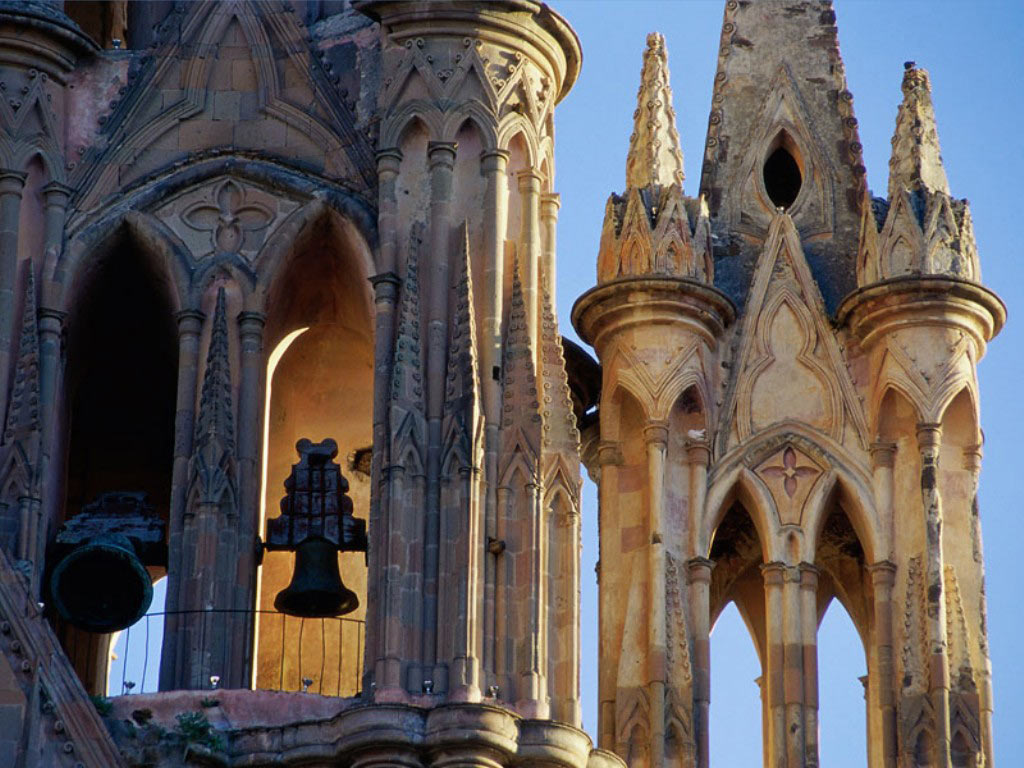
106 609 364 697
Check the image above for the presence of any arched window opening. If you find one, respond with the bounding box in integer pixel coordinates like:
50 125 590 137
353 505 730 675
817 598 868 768
914 729 934 767
951 730 974 768
709 601 763 766
106 576 167 696
709 501 766 766
56 235 178 694
255 213 373 697
763 133 803 210
65 1 174 50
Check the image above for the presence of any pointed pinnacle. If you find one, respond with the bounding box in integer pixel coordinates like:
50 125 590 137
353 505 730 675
445 222 479 405
391 222 424 408
4 267 40 443
888 62 950 200
195 287 234 451
625 32 685 191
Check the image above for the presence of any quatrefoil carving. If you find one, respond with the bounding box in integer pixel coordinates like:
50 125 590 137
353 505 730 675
181 179 273 254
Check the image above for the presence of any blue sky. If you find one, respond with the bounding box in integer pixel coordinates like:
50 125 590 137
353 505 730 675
552 1 1024 764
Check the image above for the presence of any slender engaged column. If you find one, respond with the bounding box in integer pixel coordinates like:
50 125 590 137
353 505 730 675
424 141 457 685
540 192 560 299
781 564 805 768
644 421 669 768
868 560 897 768
516 169 542 357
799 563 819 767
0 171 27 418
480 148 509 683
36 308 65 561
597 439 622 751
687 557 713 768
762 562 787 768
916 422 951 765
159 309 204 691
235 310 266 685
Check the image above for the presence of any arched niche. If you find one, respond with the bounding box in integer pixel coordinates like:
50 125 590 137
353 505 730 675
55 228 180 694
254 210 373 697
665 385 705 550
876 386 923 564
938 387 981 570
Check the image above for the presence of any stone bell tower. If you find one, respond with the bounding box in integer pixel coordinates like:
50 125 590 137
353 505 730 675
574 3 1003 768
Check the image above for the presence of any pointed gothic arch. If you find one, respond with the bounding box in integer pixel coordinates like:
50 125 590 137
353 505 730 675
254 204 373 696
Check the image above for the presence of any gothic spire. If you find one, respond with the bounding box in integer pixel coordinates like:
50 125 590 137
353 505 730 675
391 222 425 411
625 32 685 191
445 222 480 409
887 62 950 200
194 287 234 453
538 274 579 457
4 267 40 445
500 257 541 455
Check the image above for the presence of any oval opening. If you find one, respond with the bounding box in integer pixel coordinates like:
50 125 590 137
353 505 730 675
763 144 802 209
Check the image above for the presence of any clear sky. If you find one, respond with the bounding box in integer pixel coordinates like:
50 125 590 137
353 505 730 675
551 1 1024 764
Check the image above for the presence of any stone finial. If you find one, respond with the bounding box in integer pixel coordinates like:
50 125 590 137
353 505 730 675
539 273 580 455
887 63 950 200
625 32 685 191
194 287 234 453
500 257 541 449
4 267 40 445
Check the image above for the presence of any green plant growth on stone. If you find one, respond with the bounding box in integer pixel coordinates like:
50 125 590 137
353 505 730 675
90 695 113 717
174 711 226 752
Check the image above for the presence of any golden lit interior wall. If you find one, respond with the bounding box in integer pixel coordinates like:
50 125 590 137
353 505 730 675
254 216 373 696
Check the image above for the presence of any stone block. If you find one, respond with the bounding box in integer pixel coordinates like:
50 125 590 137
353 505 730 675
213 91 241 121
180 119 233 149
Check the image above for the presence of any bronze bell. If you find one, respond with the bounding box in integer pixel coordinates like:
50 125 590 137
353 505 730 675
264 439 368 619
50 533 154 633
274 536 358 618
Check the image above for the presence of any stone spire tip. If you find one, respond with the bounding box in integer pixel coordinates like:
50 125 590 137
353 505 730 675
888 61 950 200
625 31 685 191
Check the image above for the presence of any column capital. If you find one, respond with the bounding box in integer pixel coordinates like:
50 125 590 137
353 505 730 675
0 170 26 196
376 147 404 171
642 420 669 447
760 561 786 585
597 440 623 467
41 181 74 206
686 556 714 582
869 441 896 468
237 310 266 337
962 443 983 473
686 440 711 466
915 422 942 452
516 168 544 187
867 560 897 587
798 562 819 589
540 192 561 214
38 306 65 335
369 271 401 303
176 309 205 336
480 148 510 170
427 141 458 168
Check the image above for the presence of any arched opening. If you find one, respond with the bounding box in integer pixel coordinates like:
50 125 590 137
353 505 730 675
56 231 178 694
709 499 767 766
763 133 803 210
817 599 868 768
709 601 764 766
254 211 373 697
65 1 174 50
106 576 167 696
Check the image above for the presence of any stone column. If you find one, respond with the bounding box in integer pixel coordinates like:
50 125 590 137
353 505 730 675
516 169 542 356
799 563 819 767
424 141 456 683
916 422 950 765
159 309 203 691
596 439 622 751
235 310 265 683
687 557 713 768
868 560 897 768
761 562 786 768
0 171 26 418
36 307 64 555
480 148 508 683
781 564 805 768
643 421 669 768
540 192 560 298
41 182 71 269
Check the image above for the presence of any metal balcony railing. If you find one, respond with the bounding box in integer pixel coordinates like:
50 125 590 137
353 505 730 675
105 609 365 697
